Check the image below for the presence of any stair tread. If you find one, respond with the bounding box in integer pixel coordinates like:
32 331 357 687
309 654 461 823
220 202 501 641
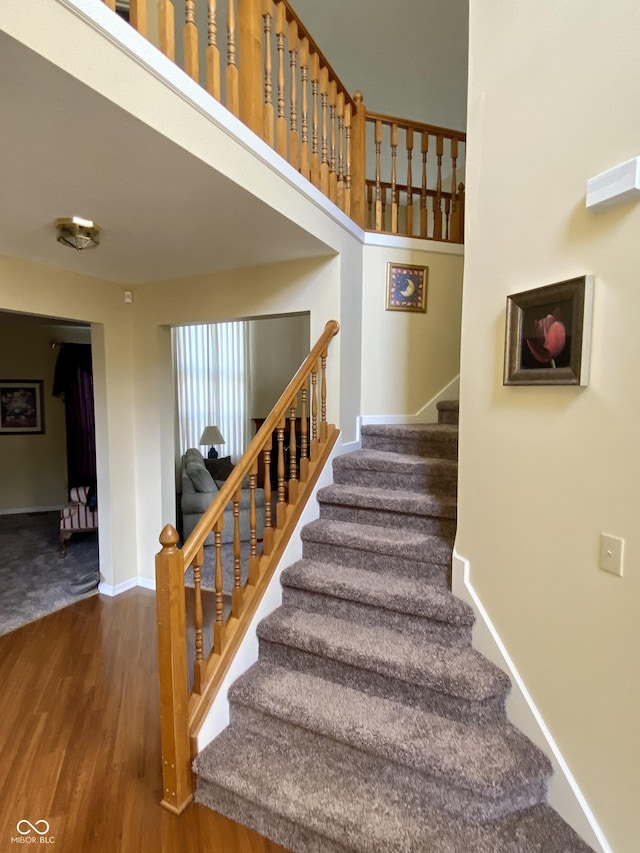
230 661 551 797
318 483 457 518
195 720 589 853
361 422 458 438
302 518 453 563
282 559 473 625
335 448 457 472
258 606 510 702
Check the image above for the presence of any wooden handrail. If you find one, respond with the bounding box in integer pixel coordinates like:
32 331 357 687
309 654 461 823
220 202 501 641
155 319 340 813
365 109 467 143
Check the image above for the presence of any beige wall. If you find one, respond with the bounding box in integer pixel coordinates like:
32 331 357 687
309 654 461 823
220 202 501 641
361 243 463 416
249 314 310 418
460 1 640 849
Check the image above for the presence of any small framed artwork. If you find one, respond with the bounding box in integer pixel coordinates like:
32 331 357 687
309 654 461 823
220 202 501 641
0 380 45 434
503 275 594 386
386 263 428 313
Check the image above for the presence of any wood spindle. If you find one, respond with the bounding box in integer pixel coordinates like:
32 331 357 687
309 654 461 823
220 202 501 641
227 0 240 117
449 137 459 240
129 0 147 35
420 130 429 238
288 404 298 502
299 37 310 179
262 446 273 554
336 92 345 211
248 463 260 584
406 126 414 237
457 182 465 243
300 387 309 481
276 420 286 527
381 185 387 231
275 2 287 158
444 196 451 241
103 0 116 10
433 134 443 241
206 0 221 100
390 122 399 234
320 352 328 442
159 0 176 62
310 53 320 188
328 80 338 203
344 102 352 216
184 0 199 83
350 90 366 229
192 547 206 694
231 488 242 617
310 368 318 460
262 0 274 146
288 20 299 169
320 67 330 196
367 182 373 229
238 0 263 135
374 119 383 232
213 517 225 653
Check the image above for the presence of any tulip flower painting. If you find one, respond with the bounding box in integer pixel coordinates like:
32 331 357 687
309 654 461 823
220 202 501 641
525 308 566 368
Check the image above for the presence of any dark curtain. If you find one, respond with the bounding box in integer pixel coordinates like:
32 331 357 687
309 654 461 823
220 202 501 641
53 344 97 490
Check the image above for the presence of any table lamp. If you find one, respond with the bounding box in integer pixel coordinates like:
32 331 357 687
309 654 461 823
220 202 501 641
199 425 225 459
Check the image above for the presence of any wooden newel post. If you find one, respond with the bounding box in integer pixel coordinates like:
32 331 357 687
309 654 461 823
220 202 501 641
350 90 366 229
238 0 264 135
155 524 193 814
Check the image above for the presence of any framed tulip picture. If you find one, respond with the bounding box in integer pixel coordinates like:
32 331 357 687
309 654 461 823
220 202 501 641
503 275 594 386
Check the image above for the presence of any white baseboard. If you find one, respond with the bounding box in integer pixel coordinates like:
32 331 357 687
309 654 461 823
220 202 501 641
359 375 459 427
0 505 63 515
98 576 155 596
451 550 610 853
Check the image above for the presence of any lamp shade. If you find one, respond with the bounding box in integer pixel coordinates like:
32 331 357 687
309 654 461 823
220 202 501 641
199 425 225 446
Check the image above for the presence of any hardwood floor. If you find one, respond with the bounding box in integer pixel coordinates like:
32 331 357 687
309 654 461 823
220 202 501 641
0 589 289 853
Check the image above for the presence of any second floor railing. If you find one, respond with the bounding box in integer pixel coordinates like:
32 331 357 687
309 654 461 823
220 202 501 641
101 0 465 244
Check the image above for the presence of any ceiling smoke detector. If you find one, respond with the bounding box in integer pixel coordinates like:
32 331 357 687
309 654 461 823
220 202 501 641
55 217 100 251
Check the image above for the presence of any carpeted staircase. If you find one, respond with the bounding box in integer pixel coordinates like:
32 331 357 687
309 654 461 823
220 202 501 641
194 401 593 852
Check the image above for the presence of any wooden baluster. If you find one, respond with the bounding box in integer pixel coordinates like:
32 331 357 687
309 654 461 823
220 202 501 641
274 2 287 158
390 122 398 234
350 90 366 229
276 419 286 527
262 0 274 146
336 91 345 211
310 54 320 188
299 37 310 179
155 525 191 813
288 403 298 502
406 127 414 237
328 80 338 203
192 547 206 695
227 0 240 117
433 134 443 241
231 486 243 617
206 0 221 100
300 387 309 482
310 367 318 460
374 119 383 232
103 0 116 10
367 182 373 229
457 182 465 243
444 196 451 240
320 67 330 196
449 137 459 240
238 0 263 135
287 19 299 170
262 446 273 554
320 352 328 442
381 185 387 231
159 1 176 62
129 0 147 36
248 462 260 584
213 516 225 653
420 130 429 238
344 101 352 216
184 0 199 83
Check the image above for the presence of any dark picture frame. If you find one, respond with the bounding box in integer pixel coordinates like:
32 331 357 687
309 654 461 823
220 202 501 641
386 263 428 313
0 379 45 434
504 276 594 386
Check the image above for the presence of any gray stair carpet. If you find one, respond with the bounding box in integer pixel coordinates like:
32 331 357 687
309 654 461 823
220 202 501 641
194 402 593 852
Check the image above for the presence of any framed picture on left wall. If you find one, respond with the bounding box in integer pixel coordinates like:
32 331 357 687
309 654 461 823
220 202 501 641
0 379 45 434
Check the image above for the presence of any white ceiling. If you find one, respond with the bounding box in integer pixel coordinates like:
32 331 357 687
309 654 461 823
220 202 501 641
0 30 333 285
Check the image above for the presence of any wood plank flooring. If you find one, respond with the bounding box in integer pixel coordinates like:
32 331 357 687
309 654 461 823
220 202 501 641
0 589 290 853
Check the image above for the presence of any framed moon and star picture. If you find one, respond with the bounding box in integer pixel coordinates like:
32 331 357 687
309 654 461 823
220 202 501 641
386 263 428 313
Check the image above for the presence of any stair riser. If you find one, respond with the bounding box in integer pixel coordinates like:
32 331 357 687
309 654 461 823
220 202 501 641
361 434 458 460
282 587 472 648
438 410 459 425
259 639 507 725
301 539 450 589
319 502 457 538
230 702 548 822
333 466 458 495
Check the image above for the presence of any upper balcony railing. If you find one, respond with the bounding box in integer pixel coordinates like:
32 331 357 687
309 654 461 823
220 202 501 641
103 0 465 242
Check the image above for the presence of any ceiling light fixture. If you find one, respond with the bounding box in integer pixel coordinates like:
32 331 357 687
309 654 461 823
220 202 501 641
55 216 101 251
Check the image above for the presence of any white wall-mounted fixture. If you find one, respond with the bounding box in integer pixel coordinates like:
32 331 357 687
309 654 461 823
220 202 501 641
586 157 640 211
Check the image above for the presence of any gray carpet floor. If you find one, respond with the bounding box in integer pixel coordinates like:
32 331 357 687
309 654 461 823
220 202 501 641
0 511 99 637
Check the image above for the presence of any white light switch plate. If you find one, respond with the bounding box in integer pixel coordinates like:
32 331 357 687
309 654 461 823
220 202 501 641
599 533 624 577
